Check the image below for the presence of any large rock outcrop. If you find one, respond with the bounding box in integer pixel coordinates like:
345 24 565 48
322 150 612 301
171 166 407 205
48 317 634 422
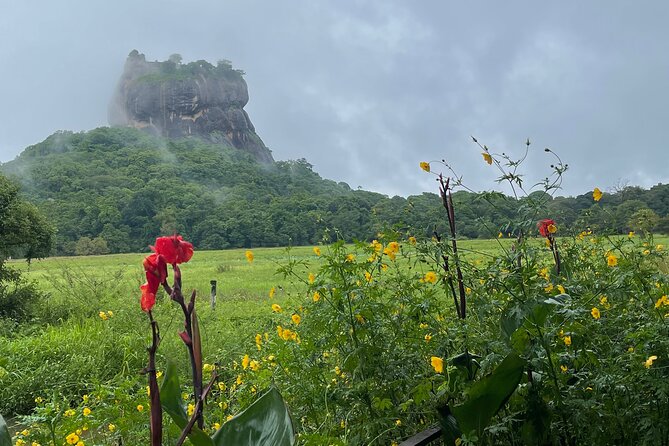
109 51 273 163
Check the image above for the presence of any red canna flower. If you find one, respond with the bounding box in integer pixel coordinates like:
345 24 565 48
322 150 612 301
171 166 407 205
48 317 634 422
140 282 157 312
537 219 556 238
143 253 168 284
151 235 194 265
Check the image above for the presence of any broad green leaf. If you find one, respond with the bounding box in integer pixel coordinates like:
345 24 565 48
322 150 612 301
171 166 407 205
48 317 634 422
0 414 11 446
451 353 525 437
159 361 213 446
212 387 295 446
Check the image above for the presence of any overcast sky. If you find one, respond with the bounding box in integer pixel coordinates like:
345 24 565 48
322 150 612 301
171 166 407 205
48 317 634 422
1 1 668 198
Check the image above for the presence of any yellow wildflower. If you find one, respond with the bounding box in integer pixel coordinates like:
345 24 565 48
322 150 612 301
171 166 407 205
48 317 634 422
187 403 195 416
408 236 417 245
544 283 554 293
645 355 658 368
291 314 301 325
591 307 601 320
242 354 250 370
547 224 557 234
606 252 618 267
250 360 260 372
395 419 402 426
600 295 610 309
655 295 669 309
108 424 116 432
628 231 635 238
313 291 321 302
83 407 91 416
658 244 665 251
556 284 565 294
424 271 437 284
203 363 214 373
424 334 432 343
227 415 234 421
346 253 355 262
644 249 650 255
255 333 262 350
364 271 373 282
563 336 572 346
430 356 444 373
236 375 243 385
482 152 493 165
15 440 26 446
313 246 321 256
308 272 316 284
218 382 226 392
98 311 108 321
560 365 568 373
383 247 397 261
65 433 79 445
419 322 428 329
107 310 113 318
593 187 603 202
64 409 75 417
419 161 430 172
156 370 163 378
245 250 254 263
136 404 144 412
269 287 276 298
34 397 43 404
271 303 282 313
498 232 503 238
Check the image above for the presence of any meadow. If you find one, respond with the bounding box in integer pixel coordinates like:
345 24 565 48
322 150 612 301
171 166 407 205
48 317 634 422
3 233 669 445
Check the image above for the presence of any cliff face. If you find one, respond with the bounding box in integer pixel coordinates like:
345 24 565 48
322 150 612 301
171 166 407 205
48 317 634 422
108 51 273 163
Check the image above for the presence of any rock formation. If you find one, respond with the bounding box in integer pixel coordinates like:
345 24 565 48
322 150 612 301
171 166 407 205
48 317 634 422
109 50 273 163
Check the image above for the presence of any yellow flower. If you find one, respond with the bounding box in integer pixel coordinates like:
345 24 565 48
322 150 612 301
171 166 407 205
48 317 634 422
345 253 355 262
308 272 316 284
557 285 566 294
424 334 432 343
203 363 214 373
255 333 263 350
107 310 113 318
593 187 603 202
83 407 91 416
430 356 444 373
606 252 618 267
156 370 163 378
242 354 250 370
628 231 635 238
419 322 428 329
482 152 493 165
187 403 195 416
245 250 254 263
538 267 550 281
655 295 668 309
600 295 610 309
388 241 400 253
408 236 417 245
64 409 75 417
271 303 282 313
218 382 227 392
269 287 275 298
560 365 568 373
227 414 234 421
15 440 26 446
455 439 462 446
657 244 665 251
645 355 658 368
419 161 430 172
383 247 397 261
313 246 321 256
313 291 321 302
364 271 373 282
32 442 41 446
65 433 79 445
34 397 43 404
108 424 116 432
213 422 221 430
395 419 402 426
563 336 572 346
544 283 554 293
547 224 557 234
236 375 243 385
644 249 650 255
591 307 601 320
98 311 108 321
424 271 437 284
136 404 144 412
291 314 301 325
498 232 503 238
250 360 260 371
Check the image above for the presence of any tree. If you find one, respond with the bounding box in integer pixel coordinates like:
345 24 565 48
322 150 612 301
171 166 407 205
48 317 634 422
0 174 53 320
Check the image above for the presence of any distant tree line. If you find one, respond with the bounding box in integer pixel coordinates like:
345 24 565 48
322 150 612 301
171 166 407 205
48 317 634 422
1 127 668 256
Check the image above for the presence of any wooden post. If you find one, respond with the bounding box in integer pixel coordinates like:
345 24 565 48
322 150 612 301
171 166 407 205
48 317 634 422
210 280 217 310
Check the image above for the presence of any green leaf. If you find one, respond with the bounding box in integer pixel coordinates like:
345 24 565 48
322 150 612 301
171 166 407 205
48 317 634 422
212 387 295 446
159 361 213 446
451 353 525 437
0 414 11 446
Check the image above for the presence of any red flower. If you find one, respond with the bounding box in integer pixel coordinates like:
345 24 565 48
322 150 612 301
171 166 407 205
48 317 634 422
151 235 194 265
537 219 556 238
143 253 168 284
140 282 157 312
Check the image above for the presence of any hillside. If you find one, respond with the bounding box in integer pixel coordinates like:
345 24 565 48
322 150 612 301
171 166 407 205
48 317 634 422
2 126 669 256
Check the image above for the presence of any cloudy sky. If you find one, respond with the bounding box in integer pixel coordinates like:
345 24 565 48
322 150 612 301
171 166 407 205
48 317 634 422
1 1 667 198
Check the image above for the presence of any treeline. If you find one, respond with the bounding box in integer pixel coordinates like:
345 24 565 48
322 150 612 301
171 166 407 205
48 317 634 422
1 127 668 256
